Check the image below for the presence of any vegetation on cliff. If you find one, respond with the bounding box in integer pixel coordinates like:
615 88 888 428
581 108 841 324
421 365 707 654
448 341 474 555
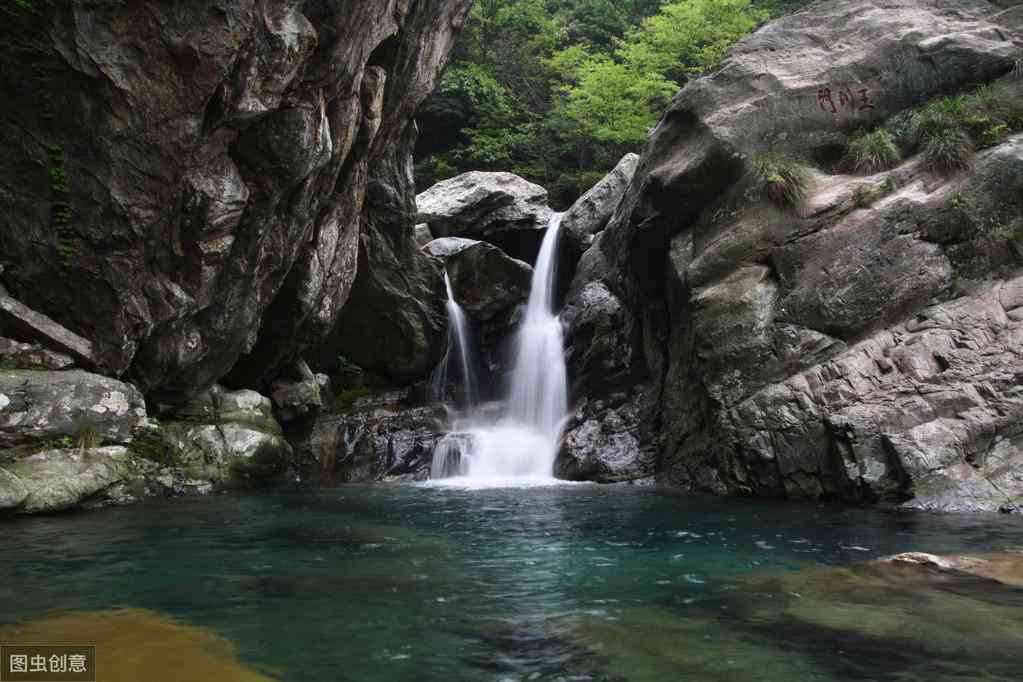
414 0 809 206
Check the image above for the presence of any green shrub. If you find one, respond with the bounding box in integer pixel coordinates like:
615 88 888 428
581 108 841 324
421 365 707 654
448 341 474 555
922 127 974 173
754 154 811 208
845 129 901 173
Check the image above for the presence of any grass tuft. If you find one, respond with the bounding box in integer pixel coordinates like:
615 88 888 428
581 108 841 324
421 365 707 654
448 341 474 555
845 129 901 173
754 154 811 208
922 127 974 173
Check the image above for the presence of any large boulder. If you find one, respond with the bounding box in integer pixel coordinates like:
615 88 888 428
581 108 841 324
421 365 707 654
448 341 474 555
0 0 472 399
424 237 533 321
561 0 1023 509
0 370 146 449
416 172 554 264
145 385 292 495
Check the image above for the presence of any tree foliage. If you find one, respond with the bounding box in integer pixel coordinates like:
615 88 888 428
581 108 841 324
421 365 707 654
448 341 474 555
415 0 805 206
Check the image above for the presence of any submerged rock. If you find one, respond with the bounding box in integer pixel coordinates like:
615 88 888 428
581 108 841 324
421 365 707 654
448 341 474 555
2 446 137 513
0 609 275 681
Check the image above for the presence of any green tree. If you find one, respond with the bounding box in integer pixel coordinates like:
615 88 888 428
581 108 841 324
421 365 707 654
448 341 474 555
415 0 806 205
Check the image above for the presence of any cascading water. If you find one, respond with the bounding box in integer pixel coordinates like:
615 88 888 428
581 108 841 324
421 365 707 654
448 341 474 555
429 213 569 485
431 272 479 410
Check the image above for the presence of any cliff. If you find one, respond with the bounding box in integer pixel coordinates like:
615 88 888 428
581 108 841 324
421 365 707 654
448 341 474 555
561 0 1023 512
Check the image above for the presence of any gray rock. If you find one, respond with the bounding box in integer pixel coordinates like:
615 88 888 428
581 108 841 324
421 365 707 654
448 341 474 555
415 224 435 247
324 129 448 383
289 387 443 483
3 447 137 513
0 296 97 370
557 392 657 483
0 370 146 449
0 467 28 510
427 238 533 321
0 337 74 370
416 171 553 263
560 153 639 261
422 237 480 259
151 385 292 491
269 360 323 422
558 0 1023 511
158 422 291 487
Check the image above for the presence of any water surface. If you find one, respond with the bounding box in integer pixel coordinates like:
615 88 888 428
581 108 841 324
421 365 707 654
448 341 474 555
2 484 1022 681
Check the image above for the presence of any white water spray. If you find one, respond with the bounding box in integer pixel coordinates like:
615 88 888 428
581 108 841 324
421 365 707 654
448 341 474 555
428 213 568 485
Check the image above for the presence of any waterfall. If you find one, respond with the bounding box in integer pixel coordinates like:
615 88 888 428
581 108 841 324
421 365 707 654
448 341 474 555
505 212 568 454
428 213 568 485
431 272 479 409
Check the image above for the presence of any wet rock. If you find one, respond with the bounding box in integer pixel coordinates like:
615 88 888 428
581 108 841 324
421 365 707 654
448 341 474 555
2 446 137 513
0 467 29 510
0 370 146 449
416 171 553 263
425 238 532 321
414 224 434 247
557 392 657 483
880 550 1023 587
289 387 442 483
0 337 74 370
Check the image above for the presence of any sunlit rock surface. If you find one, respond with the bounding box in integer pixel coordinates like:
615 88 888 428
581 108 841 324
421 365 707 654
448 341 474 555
563 0 1023 507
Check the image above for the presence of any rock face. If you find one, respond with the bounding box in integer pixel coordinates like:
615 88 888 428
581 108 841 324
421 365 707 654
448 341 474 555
0 0 472 401
424 238 533 321
560 153 639 263
288 387 442 483
561 0 1023 507
416 172 554 264
317 129 449 383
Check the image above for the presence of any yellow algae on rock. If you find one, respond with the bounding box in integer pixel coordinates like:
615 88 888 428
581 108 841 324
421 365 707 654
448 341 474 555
0 608 276 682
